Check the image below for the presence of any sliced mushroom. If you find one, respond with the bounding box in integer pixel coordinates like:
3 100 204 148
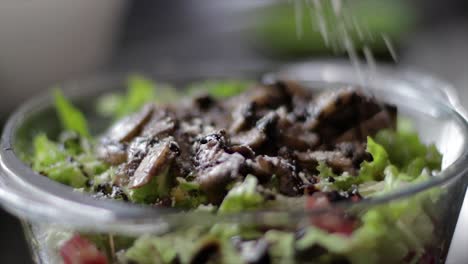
114 137 153 185
231 129 267 150
249 83 289 109
249 156 301 196
229 145 256 159
194 131 246 203
104 104 154 143
193 94 216 110
197 152 245 199
194 131 229 167
96 140 127 165
307 88 396 146
335 142 371 168
229 102 256 133
231 112 278 151
140 108 176 139
280 124 320 151
128 138 179 189
359 109 396 137
276 80 313 100
295 150 355 175
334 110 397 144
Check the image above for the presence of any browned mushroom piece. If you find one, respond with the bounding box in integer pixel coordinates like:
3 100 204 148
229 102 256 133
229 145 256 159
248 156 302 196
249 83 290 109
335 142 372 168
279 123 320 151
128 138 180 189
193 94 216 110
104 104 154 143
308 88 396 146
295 150 355 175
96 141 127 165
140 108 176 139
277 79 313 99
113 137 153 186
231 111 278 151
194 131 246 203
231 129 267 150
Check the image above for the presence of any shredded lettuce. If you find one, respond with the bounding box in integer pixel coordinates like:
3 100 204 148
298 167 437 264
316 163 358 192
264 231 295 263
97 75 178 119
359 137 390 182
45 161 88 188
187 80 253 99
125 234 185 264
76 154 109 177
375 129 442 173
32 133 108 189
315 137 389 192
171 178 206 209
125 228 243 264
299 130 442 263
120 75 157 117
32 134 87 188
33 134 67 171
219 175 264 213
53 89 90 137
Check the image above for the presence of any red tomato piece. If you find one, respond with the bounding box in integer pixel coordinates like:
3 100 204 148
60 235 108 264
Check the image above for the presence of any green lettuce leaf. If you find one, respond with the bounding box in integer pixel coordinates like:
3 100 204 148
264 231 295 263
53 89 90 137
374 129 442 173
315 165 358 192
32 134 108 189
32 134 87 188
315 137 389 193
126 234 188 264
97 75 178 119
32 134 67 171
125 228 244 264
171 178 207 209
45 160 88 188
219 175 264 213
359 137 389 182
187 80 253 99
119 75 156 117
75 154 109 177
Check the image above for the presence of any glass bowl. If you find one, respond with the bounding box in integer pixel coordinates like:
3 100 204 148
1 62 467 264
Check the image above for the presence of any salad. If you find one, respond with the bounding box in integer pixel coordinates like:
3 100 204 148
30 76 443 264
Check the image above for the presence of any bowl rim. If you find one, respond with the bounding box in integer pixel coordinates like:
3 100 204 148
1 61 468 233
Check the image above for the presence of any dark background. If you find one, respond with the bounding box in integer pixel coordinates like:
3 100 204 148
0 1 467 263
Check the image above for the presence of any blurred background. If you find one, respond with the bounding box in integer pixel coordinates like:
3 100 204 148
0 0 467 263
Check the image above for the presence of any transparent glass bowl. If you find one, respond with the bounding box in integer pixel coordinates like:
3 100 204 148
1 62 467 263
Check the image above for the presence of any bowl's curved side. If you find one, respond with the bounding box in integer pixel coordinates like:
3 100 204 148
0 63 467 236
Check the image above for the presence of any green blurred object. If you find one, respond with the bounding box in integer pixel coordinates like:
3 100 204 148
254 0 416 57
186 80 253 99
54 89 90 137
97 75 178 119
